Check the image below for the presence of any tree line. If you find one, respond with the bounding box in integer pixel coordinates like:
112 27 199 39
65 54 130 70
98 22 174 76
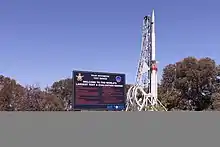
1 56 220 111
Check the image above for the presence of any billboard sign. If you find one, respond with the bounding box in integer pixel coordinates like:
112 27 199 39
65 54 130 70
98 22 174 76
72 70 126 110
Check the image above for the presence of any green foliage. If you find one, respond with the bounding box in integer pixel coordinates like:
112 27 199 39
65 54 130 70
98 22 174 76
159 57 220 111
0 76 64 111
48 78 72 110
1 56 220 111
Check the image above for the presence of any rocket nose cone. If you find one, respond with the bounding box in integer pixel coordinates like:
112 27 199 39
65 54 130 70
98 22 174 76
151 9 155 23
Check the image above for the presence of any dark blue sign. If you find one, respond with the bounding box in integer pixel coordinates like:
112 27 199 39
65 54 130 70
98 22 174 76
72 70 126 110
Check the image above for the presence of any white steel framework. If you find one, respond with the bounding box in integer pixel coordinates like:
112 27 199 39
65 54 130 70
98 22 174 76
126 10 167 111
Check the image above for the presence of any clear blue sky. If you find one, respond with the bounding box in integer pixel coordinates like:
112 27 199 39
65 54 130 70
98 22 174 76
1 0 220 88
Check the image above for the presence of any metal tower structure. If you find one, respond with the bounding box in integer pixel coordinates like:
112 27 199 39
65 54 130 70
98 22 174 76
126 10 167 111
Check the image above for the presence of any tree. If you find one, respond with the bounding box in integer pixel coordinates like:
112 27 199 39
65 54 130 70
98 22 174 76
0 75 64 111
23 85 64 111
0 75 25 111
159 57 220 111
49 78 72 110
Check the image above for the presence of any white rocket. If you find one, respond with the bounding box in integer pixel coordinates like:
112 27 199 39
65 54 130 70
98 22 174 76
150 9 158 105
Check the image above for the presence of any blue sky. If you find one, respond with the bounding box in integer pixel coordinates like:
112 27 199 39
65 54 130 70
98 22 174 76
0 0 220 88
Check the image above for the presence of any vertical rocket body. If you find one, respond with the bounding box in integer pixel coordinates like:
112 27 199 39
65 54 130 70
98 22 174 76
150 10 158 105
151 10 156 61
